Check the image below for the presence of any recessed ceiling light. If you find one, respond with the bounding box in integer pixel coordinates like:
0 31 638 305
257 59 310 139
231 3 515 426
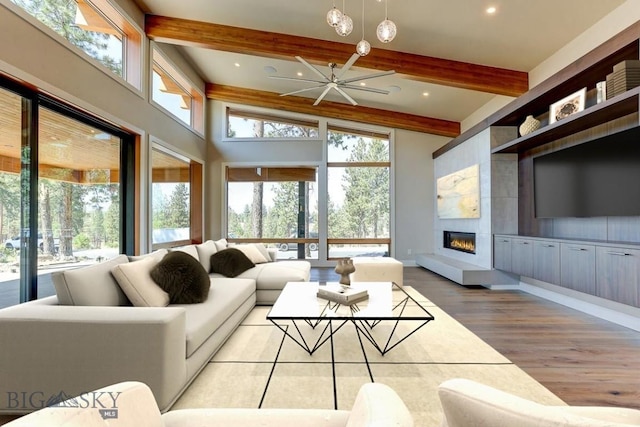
234 62 240 67
486 6 496 14
297 72 303 77
422 92 430 97
360 82 366 86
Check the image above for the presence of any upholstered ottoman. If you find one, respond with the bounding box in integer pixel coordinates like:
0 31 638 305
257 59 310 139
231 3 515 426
350 257 403 288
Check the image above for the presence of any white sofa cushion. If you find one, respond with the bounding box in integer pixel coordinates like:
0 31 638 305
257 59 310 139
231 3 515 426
196 240 218 272
236 261 310 290
170 244 199 261
128 248 168 262
180 278 255 357
214 238 228 251
438 378 640 427
52 255 131 306
112 257 170 307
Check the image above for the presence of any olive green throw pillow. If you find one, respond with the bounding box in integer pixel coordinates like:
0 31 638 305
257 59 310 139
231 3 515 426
209 248 255 277
150 251 210 304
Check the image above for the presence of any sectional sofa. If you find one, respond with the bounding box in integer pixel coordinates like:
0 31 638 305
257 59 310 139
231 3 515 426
0 239 310 414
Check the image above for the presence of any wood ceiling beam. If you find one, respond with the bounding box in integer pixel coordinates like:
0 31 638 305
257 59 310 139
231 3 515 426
146 15 528 97
206 84 460 137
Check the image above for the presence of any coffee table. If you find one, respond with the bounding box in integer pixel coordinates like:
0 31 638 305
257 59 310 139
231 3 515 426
266 281 434 409
267 281 434 356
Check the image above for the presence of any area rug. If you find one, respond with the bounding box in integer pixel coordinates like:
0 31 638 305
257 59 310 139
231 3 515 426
172 286 564 426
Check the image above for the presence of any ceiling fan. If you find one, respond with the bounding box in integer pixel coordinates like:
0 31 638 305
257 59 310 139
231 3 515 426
269 53 395 106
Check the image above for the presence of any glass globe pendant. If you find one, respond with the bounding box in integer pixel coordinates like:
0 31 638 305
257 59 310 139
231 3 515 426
376 0 396 43
376 19 396 43
326 4 343 27
356 0 370 56
356 39 371 56
336 14 353 36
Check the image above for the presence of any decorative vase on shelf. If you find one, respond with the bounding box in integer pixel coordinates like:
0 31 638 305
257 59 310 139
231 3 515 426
519 115 541 136
334 258 356 287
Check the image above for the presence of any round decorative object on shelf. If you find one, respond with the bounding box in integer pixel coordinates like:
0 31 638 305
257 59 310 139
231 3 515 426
519 115 541 136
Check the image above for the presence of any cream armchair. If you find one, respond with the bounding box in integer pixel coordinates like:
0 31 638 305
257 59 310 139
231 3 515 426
438 378 640 427
5 381 413 427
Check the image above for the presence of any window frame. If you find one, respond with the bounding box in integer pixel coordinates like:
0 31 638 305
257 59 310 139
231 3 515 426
150 45 205 135
6 0 144 92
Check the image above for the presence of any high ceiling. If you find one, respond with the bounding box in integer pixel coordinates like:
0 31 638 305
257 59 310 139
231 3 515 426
133 0 626 134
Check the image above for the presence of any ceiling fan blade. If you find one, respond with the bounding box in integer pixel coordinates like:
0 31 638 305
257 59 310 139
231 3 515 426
313 86 332 106
341 84 390 95
340 70 396 84
280 85 327 97
269 76 327 84
334 87 358 106
296 56 330 82
335 53 360 79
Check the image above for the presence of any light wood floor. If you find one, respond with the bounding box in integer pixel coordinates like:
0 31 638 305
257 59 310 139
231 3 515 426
313 266 640 410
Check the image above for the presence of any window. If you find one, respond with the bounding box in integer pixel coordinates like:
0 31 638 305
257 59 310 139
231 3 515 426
227 109 319 138
152 48 204 133
327 126 391 258
151 147 192 248
12 0 142 89
0 76 135 308
226 166 318 260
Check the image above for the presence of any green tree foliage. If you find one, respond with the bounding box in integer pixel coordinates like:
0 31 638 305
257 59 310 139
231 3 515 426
13 0 122 75
0 173 21 241
166 183 190 228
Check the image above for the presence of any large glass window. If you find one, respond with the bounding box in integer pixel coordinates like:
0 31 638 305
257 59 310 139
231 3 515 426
151 148 191 248
227 109 319 138
0 77 135 309
226 167 318 260
327 126 391 258
152 47 204 133
11 0 142 89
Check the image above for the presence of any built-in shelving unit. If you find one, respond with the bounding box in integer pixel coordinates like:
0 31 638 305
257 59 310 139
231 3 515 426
491 86 640 154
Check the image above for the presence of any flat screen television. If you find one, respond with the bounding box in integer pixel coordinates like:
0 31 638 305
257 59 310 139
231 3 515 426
533 127 640 218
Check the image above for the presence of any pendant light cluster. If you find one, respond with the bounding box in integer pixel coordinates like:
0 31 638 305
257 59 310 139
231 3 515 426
326 0 396 56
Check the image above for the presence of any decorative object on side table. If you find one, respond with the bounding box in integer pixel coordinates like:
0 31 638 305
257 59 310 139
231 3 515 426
518 115 541 136
334 258 356 287
549 87 586 124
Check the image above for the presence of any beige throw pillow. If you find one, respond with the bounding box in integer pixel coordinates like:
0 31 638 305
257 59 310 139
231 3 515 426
112 256 170 307
234 244 270 264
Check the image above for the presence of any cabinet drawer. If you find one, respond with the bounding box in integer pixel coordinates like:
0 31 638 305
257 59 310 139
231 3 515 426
511 238 533 278
533 240 560 284
596 247 640 307
560 243 596 295
493 236 512 271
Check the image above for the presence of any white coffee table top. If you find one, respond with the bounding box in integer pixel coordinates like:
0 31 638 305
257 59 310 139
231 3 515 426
267 281 432 321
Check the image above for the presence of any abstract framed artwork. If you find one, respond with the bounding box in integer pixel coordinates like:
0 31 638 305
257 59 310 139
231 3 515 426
549 87 586 124
436 164 480 219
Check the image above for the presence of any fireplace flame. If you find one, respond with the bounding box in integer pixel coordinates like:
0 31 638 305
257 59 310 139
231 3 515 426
450 238 475 252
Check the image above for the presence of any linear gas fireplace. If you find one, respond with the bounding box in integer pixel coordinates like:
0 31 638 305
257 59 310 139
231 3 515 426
443 231 476 254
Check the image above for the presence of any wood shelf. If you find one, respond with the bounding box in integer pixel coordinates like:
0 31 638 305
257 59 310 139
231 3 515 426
492 86 640 154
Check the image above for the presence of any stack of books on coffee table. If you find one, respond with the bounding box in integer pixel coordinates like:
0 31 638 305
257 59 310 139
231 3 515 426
317 284 369 305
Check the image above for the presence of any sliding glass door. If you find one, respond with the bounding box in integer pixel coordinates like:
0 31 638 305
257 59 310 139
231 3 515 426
0 78 135 308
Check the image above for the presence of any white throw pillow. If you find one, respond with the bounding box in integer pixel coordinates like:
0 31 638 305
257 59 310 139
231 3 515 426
253 243 272 263
214 238 228 251
170 244 199 261
234 244 270 264
196 240 218 272
112 257 170 307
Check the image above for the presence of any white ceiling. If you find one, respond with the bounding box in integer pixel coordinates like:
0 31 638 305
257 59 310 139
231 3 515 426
133 0 626 124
